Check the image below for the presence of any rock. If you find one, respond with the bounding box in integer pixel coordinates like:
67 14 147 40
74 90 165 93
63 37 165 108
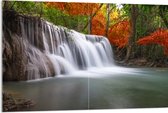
3 92 35 111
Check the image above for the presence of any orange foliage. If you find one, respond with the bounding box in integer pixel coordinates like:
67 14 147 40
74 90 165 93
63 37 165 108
110 10 119 20
108 20 131 48
137 29 168 55
46 2 131 48
46 2 99 16
91 11 106 36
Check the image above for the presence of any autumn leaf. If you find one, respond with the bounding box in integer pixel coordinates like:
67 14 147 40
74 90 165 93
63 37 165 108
45 2 100 16
137 29 168 55
108 20 131 48
91 10 106 36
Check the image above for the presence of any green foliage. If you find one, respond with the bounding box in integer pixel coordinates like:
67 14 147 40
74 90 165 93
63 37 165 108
7 1 43 16
42 2 89 32
121 4 131 17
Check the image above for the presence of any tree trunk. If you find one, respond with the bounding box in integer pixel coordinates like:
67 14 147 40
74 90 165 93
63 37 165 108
3 1 11 10
88 15 92 34
125 5 138 61
105 4 110 37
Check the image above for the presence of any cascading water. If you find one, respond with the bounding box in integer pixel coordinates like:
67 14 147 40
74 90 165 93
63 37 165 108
5 15 114 80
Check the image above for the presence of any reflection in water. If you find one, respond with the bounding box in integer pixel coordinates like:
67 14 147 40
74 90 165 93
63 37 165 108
3 67 168 110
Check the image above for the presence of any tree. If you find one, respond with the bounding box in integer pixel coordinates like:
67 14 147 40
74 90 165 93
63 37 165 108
91 10 106 35
87 3 103 34
105 4 116 37
105 4 110 37
108 20 130 48
137 28 168 56
125 4 138 61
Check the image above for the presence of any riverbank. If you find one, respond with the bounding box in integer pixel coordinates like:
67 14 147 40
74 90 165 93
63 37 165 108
115 58 168 68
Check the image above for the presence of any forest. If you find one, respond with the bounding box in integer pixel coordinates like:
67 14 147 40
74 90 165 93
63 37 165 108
3 1 168 67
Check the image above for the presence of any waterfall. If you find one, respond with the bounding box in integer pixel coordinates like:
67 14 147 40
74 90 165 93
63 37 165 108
4 16 115 80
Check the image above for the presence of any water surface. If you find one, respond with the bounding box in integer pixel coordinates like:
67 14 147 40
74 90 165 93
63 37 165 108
3 67 168 111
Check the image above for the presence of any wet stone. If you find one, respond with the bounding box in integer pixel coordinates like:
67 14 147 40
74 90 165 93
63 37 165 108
3 92 35 111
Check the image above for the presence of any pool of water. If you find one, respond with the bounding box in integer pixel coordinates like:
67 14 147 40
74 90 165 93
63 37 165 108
3 67 168 111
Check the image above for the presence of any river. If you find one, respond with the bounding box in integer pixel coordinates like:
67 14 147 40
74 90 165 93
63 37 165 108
3 67 168 111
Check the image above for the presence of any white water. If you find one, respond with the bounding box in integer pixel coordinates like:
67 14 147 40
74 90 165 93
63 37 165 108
19 18 115 80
